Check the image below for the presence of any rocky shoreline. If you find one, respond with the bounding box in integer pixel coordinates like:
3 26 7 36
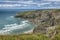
15 9 60 37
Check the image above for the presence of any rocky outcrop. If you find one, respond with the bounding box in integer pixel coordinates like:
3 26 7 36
15 9 60 36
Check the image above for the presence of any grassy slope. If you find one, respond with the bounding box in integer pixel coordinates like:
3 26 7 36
0 34 49 40
16 9 60 16
0 33 60 40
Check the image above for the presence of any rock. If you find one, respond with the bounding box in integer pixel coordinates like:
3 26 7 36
15 9 60 35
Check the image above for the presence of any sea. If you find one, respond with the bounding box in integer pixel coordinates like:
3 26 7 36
0 9 35 35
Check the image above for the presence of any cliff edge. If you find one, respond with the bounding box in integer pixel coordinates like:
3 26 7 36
15 9 60 37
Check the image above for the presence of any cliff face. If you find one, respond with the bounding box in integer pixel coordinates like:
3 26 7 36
15 9 60 36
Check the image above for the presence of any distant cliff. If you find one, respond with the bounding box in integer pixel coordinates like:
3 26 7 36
15 9 60 37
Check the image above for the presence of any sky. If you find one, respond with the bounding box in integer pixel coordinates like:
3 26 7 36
0 0 60 9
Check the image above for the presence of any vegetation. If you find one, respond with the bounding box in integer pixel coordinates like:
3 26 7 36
0 34 49 40
54 33 60 40
16 10 35 17
0 33 60 40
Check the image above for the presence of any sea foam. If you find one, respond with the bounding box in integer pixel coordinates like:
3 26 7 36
0 20 29 35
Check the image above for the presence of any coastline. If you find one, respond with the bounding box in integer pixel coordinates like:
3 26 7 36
15 9 60 36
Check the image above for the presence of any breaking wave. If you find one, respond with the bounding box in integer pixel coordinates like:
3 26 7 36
0 16 35 35
0 20 31 35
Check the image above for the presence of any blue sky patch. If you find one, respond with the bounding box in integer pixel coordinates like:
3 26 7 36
0 0 60 9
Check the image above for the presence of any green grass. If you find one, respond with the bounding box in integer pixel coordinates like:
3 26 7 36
16 10 35 16
15 9 60 18
0 34 49 40
54 33 60 40
0 31 60 40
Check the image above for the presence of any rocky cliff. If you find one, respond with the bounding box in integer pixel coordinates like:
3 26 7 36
15 9 60 37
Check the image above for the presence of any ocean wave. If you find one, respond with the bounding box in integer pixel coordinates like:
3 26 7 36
6 16 14 20
0 20 30 35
